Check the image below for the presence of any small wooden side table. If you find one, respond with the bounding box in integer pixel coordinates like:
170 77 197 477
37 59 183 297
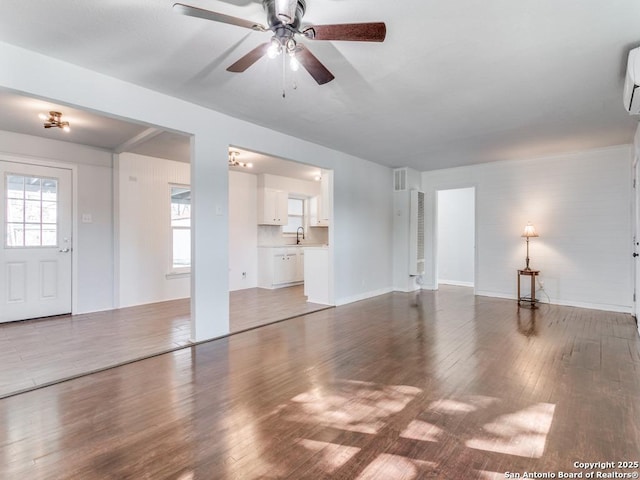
517 269 540 308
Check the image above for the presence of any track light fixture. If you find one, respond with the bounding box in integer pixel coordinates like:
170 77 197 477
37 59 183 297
39 111 70 132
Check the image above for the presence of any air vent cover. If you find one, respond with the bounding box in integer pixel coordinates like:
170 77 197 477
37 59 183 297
393 168 407 191
409 190 425 275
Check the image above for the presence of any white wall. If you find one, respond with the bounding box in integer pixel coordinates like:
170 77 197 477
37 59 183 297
422 145 633 312
0 41 395 339
0 130 113 314
334 157 394 305
437 187 475 287
229 171 258 291
116 152 190 307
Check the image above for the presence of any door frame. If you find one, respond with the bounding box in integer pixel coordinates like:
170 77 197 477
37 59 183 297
434 185 478 293
633 154 639 327
0 152 78 315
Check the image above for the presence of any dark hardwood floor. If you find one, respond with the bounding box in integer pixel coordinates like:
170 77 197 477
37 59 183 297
1 286 639 479
0 285 328 398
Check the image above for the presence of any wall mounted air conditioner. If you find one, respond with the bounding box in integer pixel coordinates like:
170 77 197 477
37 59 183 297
624 46 640 114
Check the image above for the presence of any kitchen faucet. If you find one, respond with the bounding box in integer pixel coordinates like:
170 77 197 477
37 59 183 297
296 227 305 245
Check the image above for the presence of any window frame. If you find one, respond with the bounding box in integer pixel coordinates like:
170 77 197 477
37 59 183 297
4 173 59 249
282 195 307 236
169 184 191 275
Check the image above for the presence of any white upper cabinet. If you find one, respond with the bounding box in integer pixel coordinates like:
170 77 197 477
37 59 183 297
310 170 331 227
258 188 288 225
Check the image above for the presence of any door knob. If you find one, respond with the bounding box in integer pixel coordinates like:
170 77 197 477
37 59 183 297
59 248 70 253
634 253 639 258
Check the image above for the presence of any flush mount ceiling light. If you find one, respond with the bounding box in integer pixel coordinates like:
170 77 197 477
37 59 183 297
39 111 70 132
228 150 253 168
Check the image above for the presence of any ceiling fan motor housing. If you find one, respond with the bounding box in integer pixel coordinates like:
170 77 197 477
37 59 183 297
263 0 306 35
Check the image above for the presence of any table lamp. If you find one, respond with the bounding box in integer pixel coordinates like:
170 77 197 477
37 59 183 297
521 222 538 271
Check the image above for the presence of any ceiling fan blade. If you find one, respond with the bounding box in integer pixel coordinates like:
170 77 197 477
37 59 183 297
173 3 267 31
226 43 271 73
303 22 386 42
296 44 335 85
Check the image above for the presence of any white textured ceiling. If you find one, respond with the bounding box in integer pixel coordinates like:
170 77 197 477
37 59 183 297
0 0 638 171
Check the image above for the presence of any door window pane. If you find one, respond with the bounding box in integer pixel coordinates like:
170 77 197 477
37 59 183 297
24 178 41 200
7 199 24 222
42 226 57 246
7 176 24 199
24 224 41 246
5 174 58 247
6 223 24 247
24 200 41 223
42 179 57 201
42 202 57 224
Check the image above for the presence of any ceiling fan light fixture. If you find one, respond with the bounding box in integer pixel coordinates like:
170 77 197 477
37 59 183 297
290 56 300 71
267 37 282 59
41 111 70 132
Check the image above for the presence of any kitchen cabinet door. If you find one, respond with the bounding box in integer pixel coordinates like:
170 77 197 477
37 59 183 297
273 253 297 284
258 188 288 225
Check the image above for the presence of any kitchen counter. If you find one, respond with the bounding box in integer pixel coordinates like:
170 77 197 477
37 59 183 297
303 246 331 305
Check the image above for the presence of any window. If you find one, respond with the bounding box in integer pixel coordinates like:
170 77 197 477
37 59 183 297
170 185 191 271
5 175 58 247
282 197 305 234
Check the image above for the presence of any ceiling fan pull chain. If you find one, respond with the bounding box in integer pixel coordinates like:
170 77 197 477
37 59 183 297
282 51 287 98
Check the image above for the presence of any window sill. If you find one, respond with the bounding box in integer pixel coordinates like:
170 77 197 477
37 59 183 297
166 271 191 280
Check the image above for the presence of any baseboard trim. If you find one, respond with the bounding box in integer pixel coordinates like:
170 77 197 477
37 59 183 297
438 280 474 287
335 287 394 306
474 290 633 314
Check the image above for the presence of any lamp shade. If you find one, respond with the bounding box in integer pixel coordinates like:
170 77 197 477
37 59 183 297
521 223 539 238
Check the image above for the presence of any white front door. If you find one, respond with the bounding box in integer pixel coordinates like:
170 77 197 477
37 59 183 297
0 161 72 323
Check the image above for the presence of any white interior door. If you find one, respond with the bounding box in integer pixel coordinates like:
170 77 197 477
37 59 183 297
0 161 72 323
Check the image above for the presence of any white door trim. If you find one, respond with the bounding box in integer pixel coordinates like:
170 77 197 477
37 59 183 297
433 184 478 294
633 155 639 324
0 152 78 315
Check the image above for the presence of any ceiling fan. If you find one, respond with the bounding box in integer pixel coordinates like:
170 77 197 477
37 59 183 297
173 0 386 85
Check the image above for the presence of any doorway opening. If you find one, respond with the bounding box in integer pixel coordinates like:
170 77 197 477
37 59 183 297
436 187 476 289
227 146 334 333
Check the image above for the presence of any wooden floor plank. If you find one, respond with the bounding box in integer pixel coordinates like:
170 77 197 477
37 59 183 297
0 286 328 398
0 286 639 479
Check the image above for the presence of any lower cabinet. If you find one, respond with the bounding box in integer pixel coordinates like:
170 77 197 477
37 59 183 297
258 247 304 288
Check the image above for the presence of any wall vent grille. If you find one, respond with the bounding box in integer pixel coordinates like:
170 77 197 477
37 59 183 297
393 168 407 191
409 190 425 275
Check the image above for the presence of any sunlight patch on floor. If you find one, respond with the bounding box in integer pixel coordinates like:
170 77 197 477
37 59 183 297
297 438 361 474
283 380 422 434
427 395 498 415
477 470 506 479
399 419 443 442
466 402 556 458
355 454 437 480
